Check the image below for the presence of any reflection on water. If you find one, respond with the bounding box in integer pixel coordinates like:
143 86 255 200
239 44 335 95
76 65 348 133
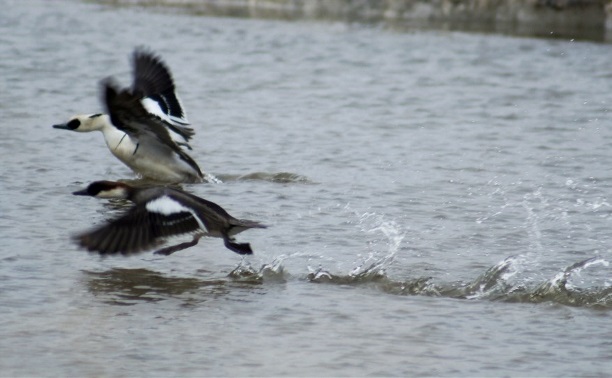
83 259 288 306
83 268 230 306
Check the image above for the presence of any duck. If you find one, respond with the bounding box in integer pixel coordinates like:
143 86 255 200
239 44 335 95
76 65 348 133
53 48 214 183
72 180 267 256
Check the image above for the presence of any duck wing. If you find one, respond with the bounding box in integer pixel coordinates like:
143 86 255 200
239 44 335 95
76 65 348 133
102 78 204 178
131 47 194 145
132 48 191 125
75 199 202 255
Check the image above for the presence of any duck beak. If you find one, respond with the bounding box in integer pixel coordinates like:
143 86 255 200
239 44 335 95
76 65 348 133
72 188 89 196
53 123 71 130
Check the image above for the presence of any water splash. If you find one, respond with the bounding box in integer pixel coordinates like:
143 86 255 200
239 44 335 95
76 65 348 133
228 257 289 283
522 187 548 254
525 257 611 307
306 256 612 308
83 256 611 309
461 255 521 300
347 209 406 278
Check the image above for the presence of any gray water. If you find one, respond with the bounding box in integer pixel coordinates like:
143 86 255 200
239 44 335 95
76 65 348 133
1 0 612 376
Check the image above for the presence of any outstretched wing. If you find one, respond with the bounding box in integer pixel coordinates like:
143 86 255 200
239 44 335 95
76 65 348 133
75 199 202 255
131 47 194 141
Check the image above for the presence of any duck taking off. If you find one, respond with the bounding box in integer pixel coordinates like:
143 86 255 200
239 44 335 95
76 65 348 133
72 181 267 256
53 48 213 183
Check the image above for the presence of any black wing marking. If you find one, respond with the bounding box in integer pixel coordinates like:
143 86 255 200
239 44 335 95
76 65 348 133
102 78 161 135
75 204 201 255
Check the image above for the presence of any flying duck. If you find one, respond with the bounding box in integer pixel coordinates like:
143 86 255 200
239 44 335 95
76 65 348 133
53 48 214 183
72 180 266 256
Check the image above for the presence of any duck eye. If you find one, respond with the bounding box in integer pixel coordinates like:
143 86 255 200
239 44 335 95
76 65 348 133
66 119 81 130
89 113 102 118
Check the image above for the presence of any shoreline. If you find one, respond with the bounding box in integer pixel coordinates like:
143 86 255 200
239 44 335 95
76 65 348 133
96 0 612 42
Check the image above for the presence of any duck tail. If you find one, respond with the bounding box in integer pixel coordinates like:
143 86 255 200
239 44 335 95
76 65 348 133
234 219 268 230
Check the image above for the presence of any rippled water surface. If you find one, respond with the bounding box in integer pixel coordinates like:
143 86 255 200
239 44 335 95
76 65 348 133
1 0 612 376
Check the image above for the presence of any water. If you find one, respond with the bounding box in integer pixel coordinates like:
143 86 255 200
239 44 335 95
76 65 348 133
1 0 611 376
